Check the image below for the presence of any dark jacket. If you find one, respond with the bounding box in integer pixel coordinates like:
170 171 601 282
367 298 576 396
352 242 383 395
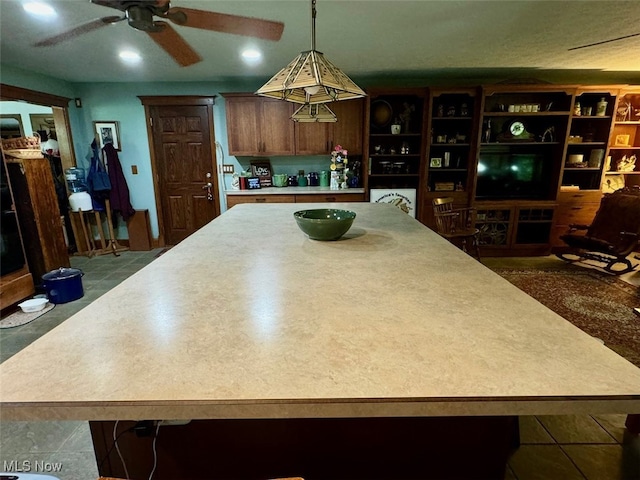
102 143 135 221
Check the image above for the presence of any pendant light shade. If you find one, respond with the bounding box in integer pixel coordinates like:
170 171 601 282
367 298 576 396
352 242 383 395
291 103 337 122
256 0 365 105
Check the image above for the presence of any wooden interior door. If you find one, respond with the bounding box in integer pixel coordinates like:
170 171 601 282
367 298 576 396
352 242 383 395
148 100 220 245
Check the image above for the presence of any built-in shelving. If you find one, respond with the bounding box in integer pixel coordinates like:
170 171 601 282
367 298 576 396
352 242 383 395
606 89 640 190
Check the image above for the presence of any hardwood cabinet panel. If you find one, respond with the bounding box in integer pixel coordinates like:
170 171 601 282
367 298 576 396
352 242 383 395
331 100 364 155
223 94 294 156
261 100 295 155
555 203 600 226
226 194 295 208
557 191 603 204
295 122 333 155
5 157 69 282
0 267 35 310
294 99 364 155
224 96 261 155
295 193 365 203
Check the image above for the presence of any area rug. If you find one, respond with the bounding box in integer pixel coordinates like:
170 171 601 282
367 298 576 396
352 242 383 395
0 303 55 329
491 265 640 367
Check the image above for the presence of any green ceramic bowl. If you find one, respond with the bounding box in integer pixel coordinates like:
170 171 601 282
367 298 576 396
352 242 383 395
293 209 356 241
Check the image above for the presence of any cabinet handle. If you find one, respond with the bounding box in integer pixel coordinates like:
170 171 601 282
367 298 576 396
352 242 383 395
325 197 336 202
255 198 266 203
571 206 583 210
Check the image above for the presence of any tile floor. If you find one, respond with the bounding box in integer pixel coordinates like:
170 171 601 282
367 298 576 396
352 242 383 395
0 252 638 480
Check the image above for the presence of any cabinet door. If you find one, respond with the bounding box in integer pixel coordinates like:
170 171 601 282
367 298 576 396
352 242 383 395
261 100 295 155
295 122 332 155
331 99 364 154
226 194 296 208
225 97 261 156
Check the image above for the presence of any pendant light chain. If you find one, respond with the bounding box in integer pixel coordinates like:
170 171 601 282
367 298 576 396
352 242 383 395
311 0 317 51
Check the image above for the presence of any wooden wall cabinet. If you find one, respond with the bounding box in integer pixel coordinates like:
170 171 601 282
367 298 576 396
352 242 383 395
226 192 365 208
223 94 295 156
4 155 69 283
0 153 35 309
294 99 365 155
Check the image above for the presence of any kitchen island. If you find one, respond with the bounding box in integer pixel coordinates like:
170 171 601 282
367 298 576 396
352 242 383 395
1 203 639 479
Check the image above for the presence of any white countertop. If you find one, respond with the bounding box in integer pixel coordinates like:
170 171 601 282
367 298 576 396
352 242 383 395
1 203 639 421
226 186 365 195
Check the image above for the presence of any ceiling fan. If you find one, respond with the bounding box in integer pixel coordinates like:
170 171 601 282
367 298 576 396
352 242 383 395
568 32 640 50
33 0 285 67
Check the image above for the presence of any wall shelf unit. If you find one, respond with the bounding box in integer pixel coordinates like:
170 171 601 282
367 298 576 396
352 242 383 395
364 88 428 212
420 88 480 227
606 88 640 190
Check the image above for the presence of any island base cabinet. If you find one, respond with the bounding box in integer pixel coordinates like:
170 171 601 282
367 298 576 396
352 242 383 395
91 416 515 480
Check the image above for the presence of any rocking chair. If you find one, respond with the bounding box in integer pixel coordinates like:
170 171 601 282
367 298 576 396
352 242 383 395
432 197 481 260
557 186 640 274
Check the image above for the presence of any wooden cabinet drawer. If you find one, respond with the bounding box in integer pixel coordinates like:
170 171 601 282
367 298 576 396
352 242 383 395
295 193 365 203
555 203 600 226
226 195 295 208
557 191 602 204
0 267 35 309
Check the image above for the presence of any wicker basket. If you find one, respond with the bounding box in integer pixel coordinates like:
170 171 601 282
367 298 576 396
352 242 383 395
2 149 43 159
1 135 41 150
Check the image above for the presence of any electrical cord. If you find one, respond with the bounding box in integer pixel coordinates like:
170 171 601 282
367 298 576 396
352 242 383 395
148 421 162 480
97 423 135 473
114 420 131 480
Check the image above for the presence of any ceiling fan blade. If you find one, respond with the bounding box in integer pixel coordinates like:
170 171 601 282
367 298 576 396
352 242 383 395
147 21 202 67
568 32 640 50
166 7 284 41
33 16 124 47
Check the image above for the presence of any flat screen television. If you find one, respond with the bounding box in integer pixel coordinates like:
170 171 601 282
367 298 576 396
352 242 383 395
475 149 552 200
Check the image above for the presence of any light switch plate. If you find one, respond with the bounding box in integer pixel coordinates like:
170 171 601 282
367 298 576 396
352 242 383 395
222 164 234 174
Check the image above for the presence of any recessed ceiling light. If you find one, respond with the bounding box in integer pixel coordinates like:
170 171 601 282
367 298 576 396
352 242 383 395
241 49 262 64
23 1 56 17
119 50 141 63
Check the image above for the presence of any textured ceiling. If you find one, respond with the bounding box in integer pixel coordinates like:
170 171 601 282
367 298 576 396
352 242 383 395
1 0 640 85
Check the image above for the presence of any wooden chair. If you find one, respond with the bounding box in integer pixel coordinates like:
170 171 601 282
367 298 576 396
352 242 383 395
432 197 481 260
557 186 640 274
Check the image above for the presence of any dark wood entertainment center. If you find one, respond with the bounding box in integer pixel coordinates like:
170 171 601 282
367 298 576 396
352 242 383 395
223 84 639 256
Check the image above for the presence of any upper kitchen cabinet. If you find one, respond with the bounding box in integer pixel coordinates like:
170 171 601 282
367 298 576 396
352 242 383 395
223 94 295 156
295 99 365 155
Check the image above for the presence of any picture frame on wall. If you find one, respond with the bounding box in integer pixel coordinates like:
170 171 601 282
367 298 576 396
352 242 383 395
93 121 121 151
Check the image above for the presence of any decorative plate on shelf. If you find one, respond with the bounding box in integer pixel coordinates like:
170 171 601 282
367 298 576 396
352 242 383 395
371 100 393 128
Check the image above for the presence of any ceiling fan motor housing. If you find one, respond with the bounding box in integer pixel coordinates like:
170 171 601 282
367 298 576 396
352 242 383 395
126 5 163 32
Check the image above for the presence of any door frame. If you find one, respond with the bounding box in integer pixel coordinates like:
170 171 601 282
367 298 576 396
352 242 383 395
138 96 219 246
1 83 76 176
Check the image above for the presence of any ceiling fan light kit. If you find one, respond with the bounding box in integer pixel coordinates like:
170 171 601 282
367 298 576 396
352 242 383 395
256 0 365 106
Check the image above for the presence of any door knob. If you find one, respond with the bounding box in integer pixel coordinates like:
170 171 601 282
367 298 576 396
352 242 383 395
202 182 213 189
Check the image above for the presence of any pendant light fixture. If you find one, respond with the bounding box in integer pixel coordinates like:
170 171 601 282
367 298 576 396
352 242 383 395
255 0 366 106
291 102 338 122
